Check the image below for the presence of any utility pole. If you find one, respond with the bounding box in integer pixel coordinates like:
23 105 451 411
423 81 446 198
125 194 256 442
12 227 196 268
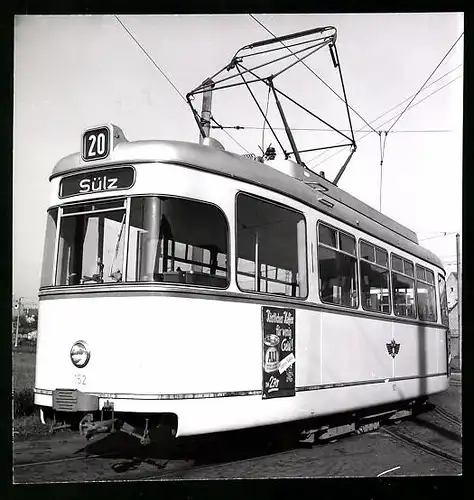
456 233 462 370
14 297 22 348
199 78 214 144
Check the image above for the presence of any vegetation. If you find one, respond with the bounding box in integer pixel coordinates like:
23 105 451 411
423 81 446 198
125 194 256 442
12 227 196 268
14 388 35 417
13 346 45 439
13 347 36 392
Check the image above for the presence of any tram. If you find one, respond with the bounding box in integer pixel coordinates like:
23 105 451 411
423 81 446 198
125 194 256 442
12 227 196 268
34 122 450 442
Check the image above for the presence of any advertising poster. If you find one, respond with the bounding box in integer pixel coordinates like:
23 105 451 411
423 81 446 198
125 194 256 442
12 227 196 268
262 306 296 399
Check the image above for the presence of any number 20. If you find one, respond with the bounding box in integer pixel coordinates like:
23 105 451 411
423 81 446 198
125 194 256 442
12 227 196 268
87 133 106 157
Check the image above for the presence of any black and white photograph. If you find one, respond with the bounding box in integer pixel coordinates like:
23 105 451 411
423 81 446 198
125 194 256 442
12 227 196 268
12 12 462 482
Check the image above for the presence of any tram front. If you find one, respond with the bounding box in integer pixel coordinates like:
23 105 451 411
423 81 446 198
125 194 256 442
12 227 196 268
35 124 237 441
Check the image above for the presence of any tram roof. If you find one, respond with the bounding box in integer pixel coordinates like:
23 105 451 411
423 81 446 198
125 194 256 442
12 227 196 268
51 139 444 270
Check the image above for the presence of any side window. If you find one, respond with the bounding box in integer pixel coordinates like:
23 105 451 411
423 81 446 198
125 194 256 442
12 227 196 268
126 197 229 288
416 265 437 322
438 274 449 326
391 254 416 318
317 223 358 308
40 208 58 287
359 241 390 314
236 193 307 298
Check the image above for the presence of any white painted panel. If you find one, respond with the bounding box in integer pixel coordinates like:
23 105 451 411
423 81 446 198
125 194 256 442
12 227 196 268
36 297 324 396
393 323 441 379
321 313 393 383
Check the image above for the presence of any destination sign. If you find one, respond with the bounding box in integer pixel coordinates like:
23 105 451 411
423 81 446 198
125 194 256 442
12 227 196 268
82 126 110 161
59 166 135 198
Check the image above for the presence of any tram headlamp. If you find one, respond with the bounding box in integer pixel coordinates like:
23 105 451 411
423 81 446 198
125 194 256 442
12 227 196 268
70 341 90 368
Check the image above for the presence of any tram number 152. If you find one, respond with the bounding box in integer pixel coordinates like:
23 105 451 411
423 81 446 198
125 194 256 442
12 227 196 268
73 374 87 386
82 127 110 161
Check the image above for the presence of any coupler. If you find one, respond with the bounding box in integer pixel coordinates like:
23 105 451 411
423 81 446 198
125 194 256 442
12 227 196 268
78 412 151 446
79 414 117 440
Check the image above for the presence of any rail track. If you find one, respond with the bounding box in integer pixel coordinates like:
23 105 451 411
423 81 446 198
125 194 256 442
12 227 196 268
382 426 462 466
15 399 462 480
433 406 462 427
13 432 301 481
14 450 130 469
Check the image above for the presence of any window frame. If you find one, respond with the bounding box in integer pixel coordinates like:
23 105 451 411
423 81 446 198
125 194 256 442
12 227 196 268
415 263 438 323
317 220 359 309
390 252 417 319
234 191 309 300
54 199 128 286
40 207 60 287
52 194 231 290
125 194 231 289
358 238 391 315
438 273 449 327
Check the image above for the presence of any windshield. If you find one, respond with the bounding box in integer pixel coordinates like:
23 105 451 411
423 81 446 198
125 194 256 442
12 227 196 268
53 196 229 288
56 200 126 285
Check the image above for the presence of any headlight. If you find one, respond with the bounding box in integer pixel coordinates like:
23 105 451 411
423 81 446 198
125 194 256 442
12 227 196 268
70 341 90 368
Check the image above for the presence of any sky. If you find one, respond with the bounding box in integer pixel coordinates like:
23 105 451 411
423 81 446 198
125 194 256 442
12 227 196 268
13 13 464 300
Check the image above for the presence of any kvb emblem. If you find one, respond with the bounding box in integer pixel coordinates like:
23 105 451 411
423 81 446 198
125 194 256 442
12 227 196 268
386 339 401 358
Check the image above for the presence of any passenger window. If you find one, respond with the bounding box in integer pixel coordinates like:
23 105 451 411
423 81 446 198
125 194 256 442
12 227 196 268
318 223 358 308
127 197 229 287
340 233 356 255
438 274 449 326
375 248 388 267
40 208 58 287
391 254 416 318
416 265 437 322
360 241 374 262
236 194 307 298
426 269 435 285
404 260 414 277
360 242 390 314
319 224 337 248
392 255 404 273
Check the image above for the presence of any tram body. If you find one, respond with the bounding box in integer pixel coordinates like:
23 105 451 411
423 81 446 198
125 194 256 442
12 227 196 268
35 124 450 438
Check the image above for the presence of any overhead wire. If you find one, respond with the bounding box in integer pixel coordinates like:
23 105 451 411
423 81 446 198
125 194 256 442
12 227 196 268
308 64 462 165
378 131 388 211
354 65 461 136
114 15 187 104
210 116 251 154
249 14 378 134
419 232 458 242
212 126 453 133
386 32 464 133
310 72 462 169
114 15 249 154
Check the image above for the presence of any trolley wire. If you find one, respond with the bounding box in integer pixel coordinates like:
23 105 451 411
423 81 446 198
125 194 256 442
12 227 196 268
212 126 453 133
386 32 464 133
114 15 187 104
210 117 251 154
114 15 249 154
307 64 462 166
378 131 388 211
310 73 462 169
249 14 377 134
419 232 458 242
